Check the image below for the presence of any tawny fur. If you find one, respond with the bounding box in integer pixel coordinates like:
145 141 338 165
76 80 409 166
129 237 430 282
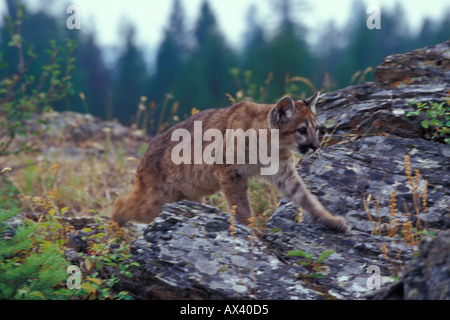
111 93 348 233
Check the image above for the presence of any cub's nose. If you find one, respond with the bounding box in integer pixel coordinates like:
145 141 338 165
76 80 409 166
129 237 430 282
299 143 320 154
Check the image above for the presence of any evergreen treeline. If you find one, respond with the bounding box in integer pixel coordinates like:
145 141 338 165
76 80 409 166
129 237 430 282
1 0 449 133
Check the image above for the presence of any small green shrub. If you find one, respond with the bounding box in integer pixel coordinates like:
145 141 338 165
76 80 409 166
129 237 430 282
0 209 73 299
407 99 450 144
0 173 135 300
286 248 335 279
69 220 136 300
0 208 136 300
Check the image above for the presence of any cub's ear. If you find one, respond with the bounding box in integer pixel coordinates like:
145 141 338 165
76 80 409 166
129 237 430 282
269 96 295 128
302 92 320 114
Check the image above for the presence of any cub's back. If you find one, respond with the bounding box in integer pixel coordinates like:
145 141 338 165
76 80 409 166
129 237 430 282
139 101 273 173
136 102 273 198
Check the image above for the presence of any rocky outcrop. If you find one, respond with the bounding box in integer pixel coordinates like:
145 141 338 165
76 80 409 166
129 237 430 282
24 111 148 159
374 40 450 85
123 200 415 300
373 229 450 300
310 40 449 233
301 122 450 234
125 201 327 300
122 41 450 300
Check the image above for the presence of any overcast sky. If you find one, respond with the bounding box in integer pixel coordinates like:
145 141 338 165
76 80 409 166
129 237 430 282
1 0 449 51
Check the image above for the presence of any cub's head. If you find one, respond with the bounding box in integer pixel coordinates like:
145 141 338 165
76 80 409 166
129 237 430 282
269 93 321 156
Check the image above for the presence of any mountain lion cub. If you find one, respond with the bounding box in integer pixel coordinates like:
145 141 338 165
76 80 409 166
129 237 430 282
112 93 348 233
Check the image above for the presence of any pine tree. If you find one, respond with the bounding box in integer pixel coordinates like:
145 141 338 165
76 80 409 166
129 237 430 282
112 22 148 124
267 0 313 100
380 3 411 56
68 31 111 118
176 0 236 111
153 0 188 103
314 21 345 91
334 1 376 87
416 18 436 49
335 1 412 88
241 4 270 96
414 9 450 48
194 0 218 53
434 9 450 44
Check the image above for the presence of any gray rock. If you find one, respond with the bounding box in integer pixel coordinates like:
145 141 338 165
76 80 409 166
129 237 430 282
126 201 326 300
299 134 450 232
121 41 450 300
372 230 450 300
124 200 414 300
374 40 450 85
308 40 450 233
25 111 148 158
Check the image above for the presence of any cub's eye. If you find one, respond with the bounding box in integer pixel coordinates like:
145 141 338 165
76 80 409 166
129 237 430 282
297 128 307 135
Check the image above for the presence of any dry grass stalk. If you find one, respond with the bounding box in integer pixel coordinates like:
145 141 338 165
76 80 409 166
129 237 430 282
404 155 428 232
